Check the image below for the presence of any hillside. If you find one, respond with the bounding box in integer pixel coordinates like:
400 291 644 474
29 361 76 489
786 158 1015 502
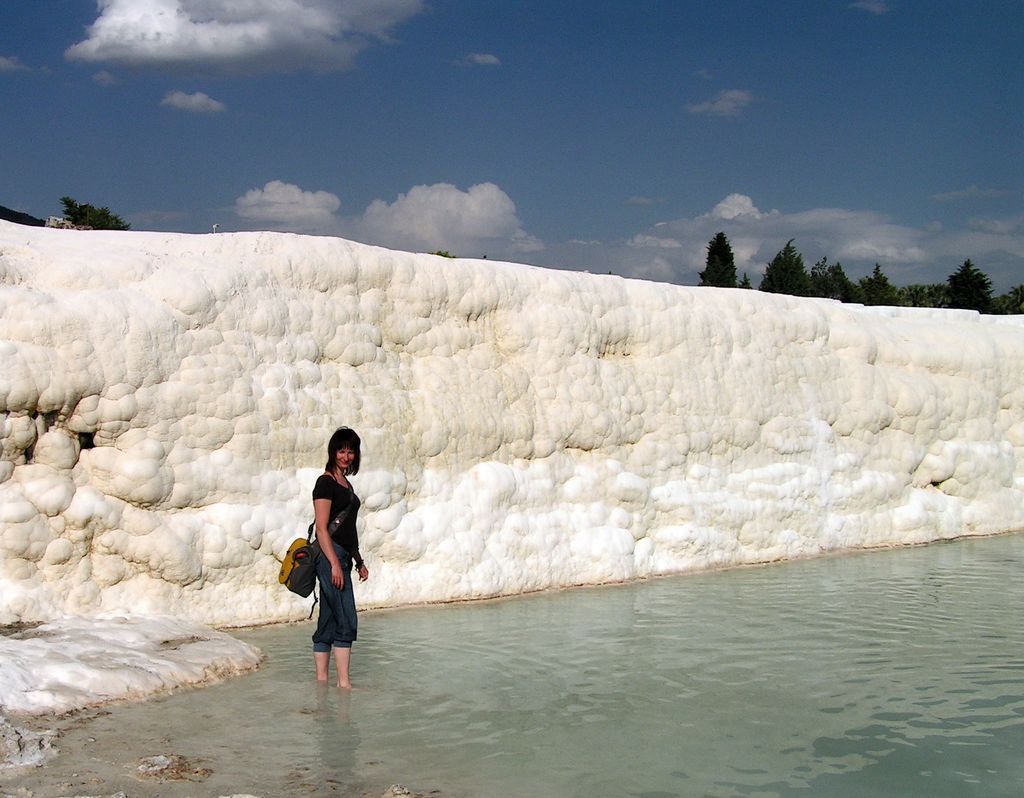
0 204 44 226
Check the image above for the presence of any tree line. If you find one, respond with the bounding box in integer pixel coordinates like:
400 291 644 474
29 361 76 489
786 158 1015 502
0 196 129 230
59 196 130 230
699 232 1022 315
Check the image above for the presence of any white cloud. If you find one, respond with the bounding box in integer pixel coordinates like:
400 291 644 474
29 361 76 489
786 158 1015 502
227 184 1023 292
849 1 889 15
967 213 1024 236
232 180 542 258
359 182 542 255
779 207 928 264
628 235 683 249
92 70 119 85
161 90 226 112
65 0 425 75
235 181 341 229
0 55 29 72
626 196 655 206
709 193 764 221
614 195 928 283
601 194 1024 290
628 255 679 283
931 185 1010 202
462 52 501 66
686 89 753 117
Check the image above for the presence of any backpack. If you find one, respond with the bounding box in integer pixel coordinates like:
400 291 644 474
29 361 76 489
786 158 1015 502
279 506 350 608
279 533 320 597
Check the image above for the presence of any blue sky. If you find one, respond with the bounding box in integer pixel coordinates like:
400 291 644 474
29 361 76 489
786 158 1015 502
2 0 1021 291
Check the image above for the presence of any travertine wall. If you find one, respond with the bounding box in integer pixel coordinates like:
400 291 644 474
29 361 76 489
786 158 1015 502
1 222 1021 625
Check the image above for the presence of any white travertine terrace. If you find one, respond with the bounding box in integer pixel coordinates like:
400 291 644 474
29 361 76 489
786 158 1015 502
0 614 262 715
2 221 1023 628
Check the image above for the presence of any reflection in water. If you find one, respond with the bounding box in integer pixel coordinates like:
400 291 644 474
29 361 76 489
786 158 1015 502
313 685 360 792
15 534 1024 797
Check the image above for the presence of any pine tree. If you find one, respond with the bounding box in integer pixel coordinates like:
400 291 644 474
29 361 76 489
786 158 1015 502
60 196 130 230
858 264 900 306
991 285 1024 315
946 259 993 313
1011 285 1024 313
698 232 737 288
759 240 811 296
738 273 753 289
899 283 949 308
809 257 860 302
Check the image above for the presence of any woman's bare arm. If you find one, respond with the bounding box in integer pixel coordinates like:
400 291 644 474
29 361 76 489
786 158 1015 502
313 496 344 587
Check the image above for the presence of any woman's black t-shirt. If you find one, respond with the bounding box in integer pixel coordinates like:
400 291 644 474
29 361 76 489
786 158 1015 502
312 474 363 568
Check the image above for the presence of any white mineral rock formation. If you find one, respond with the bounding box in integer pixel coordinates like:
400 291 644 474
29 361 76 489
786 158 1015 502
1 221 1022 627
0 614 261 714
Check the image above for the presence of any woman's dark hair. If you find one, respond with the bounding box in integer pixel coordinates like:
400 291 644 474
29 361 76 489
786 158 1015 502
325 427 361 475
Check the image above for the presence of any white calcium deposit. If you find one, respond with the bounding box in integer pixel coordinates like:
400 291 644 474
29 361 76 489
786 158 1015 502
1 220 1023 629
0 614 261 715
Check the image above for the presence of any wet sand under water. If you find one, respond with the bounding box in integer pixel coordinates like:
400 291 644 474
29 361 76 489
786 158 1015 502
1 685 434 798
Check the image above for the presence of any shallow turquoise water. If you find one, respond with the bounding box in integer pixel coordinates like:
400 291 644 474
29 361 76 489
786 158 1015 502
58 535 1024 797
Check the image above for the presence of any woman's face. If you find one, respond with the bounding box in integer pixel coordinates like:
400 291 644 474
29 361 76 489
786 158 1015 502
335 446 356 473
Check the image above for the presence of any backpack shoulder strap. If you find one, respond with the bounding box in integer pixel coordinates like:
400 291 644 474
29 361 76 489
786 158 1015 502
307 504 351 543
304 505 350 620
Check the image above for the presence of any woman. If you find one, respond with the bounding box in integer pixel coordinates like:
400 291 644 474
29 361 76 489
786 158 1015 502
312 426 370 687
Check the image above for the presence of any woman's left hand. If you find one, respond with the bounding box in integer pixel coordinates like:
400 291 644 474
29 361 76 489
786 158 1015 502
357 564 369 582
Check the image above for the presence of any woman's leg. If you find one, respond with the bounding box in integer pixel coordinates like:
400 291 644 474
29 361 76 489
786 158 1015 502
313 553 338 679
333 646 352 689
332 556 357 687
314 650 331 682
313 543 357 685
